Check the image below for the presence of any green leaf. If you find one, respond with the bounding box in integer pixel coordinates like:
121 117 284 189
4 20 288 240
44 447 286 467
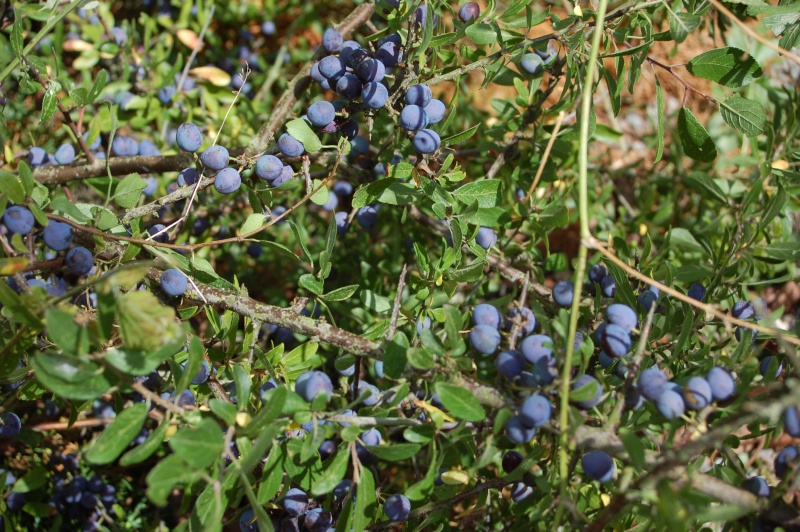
241 213 267 235
169 419 225 469
298 273 324 296
669 13 701 43
10 19 23 56
353 467 376 532
618 427 645 471
718 96 766 137
442 124 480 147
654 74 664 164
41 84 59 123
49 196 90 223
285 119 322 153
684 172 728 204
569 378 600 403
146 454 202 506
320 284 359 302
288 220 313 266
686 47 763 88
465 23 497 44
406 346 434 370
0 171 26 204
117 291 185 351
311 447 350 496
352 178 398 209
120 417 170 466
365 443 421 461
384 332 408 378
10 466 48 493
677 107 718 162
360 289 392 313
45 308 89 358
453 180 501 208
88 69 108 103
85 403 149 465
114 174 147 208
32 353 117 400
310 179 330 206
433 382 486 421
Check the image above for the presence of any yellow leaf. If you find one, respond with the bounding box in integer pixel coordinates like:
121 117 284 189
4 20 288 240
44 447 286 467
63 39 94 52
772 159 789 170
189 66 231 87
441 470 470 485
0 257 30 276
177 29 200 49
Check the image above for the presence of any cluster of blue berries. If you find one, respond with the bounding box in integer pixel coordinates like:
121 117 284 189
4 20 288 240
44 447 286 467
47 453 118 531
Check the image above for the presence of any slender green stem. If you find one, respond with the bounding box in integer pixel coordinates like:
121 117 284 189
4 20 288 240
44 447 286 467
556 0 609 523
0 0 87 84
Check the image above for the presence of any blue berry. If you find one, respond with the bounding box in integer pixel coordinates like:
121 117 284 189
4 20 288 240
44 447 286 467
459 2 481 22
682 376 712 410
638 367 668 400
571 374 603 409
510 481 533 502
356 205 378 229
262 21 276 35
600 276 616 297
355 381 381 406
505 415 536 443
283 488 308 517
335 211 349 235
638 290 658 312
3 206 35 235
520 53 543 75
423 98 446 124
139 140 161 156
339 40 361 65
239 508 257 532
307 101 336 127
588 264 608 283
362 81 389 109
160 268 188 296
414 6 440 28
760 356 783 380
347 48 371 68
706 366 735 401
278 133 305 158
687 282 706 301
333 479 353 500
177 168 198 187
552 281 574 307
470 324 501 355
112 135 139 157
182 360 211 384
200 146 230 170
65 246 94 275
310 62 326 83
361 428 382 446
339 119 360 141
376 41 402 67
598 350 615 369
775 445 798 479
405 84 432 107
732 301 755 320
305 507 333 532
384 494 411 522
655 389 685 419
335 74 363 100
416 316 432 334
502 450 524 473
148 224 169 243
295 370 333 402
321 191 339 211
111 26 127 45
495 350 525 378
322 28 343 52
473 303 502 329
785 405 800 437
476 227 497 249
54 144 76 164
158 85 176 104
318 55 346 81
606 304 637 332
28 147 48 166
601 323 631 358
582 450 614 482
520 334 553 365
520 394 551 428
506 307 536 336
176 123 203 152
356 58 385 83
43 221 74 251
413 129 440 154
742 476 770 497
0 412 21 438
399 105 429 131
214 167 241 194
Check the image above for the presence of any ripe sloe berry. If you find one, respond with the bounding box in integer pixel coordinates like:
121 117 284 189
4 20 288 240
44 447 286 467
405 84 432 107
176 123 203 152
601 323 631 358
423 98 446 124
65 246 93 275
278 133 305 158
318 56 346 81
384 494 411 522
160 268 187 296
742 476 770 497
214 167 241 194
520 334 553 365
459 2 481 22
508 306 536 335
588 264 608 283
785 405 800 437
638 367 668 400
656 389 685 419
552 281 574 307
399 105 428 131
307 101 336 127
112 135 139 157
505 415 536 443
295 370 333 402
470 324 501 355
322 28 343 52
283 488 308 517
706 366 735 401
495 350 525 378
0 412 21 438
520 394 551 428
775 445 798 479
356 205 378 229
362 82 389 109
43 221 74 251
3 206 35 235
476 227 497 249
200 146 230 170
177 168 198 186
520 53 543 75
376 41 402 67
682 376 712 410
510 481 533 502
571 374 603 409
139 140 161 156
606 303 637 332
473 303 502 329
356 58 385 83
29 147 48 166
54 144 76 165
502 450 523 473
412 129 440 154
336 74 363 100
582 450 614 482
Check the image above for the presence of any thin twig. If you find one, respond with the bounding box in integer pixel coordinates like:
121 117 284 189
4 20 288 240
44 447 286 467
523 111 567 204
386 263 408 341
176 5 216 93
